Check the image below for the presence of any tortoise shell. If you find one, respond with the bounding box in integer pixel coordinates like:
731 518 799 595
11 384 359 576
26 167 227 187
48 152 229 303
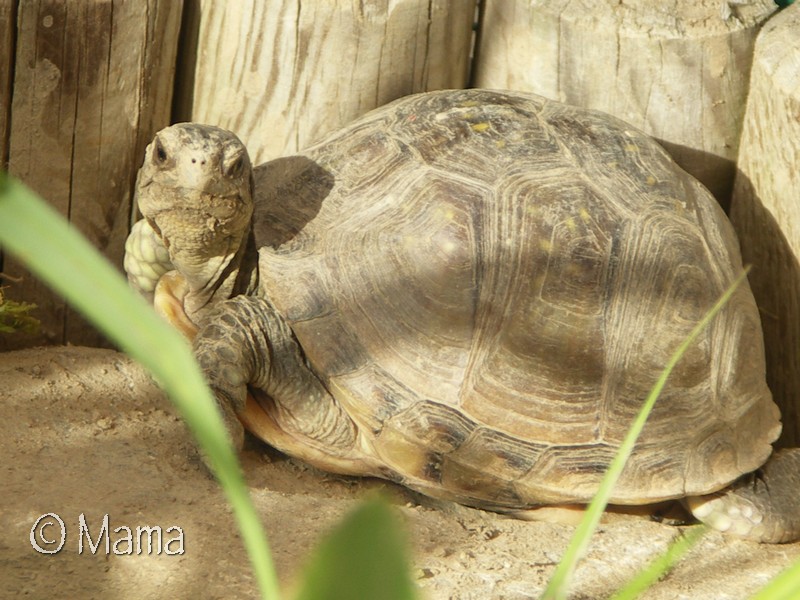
250 89 778 507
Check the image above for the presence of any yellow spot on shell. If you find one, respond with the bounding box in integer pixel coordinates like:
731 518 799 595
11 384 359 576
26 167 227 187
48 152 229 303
624 144 639 152
565 217 577 232
437 206 456 220
471 122 490 133
459 100 480 108
565 262 584 277
495 139 506 149
441 240 457 254
579 208 591 223
646 175 657 185
539 239 553 252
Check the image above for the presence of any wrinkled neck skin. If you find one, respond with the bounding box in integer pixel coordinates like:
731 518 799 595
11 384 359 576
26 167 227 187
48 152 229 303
141 184 257 324
175 224 256 322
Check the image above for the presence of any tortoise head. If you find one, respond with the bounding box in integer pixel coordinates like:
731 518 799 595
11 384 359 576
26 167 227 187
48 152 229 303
135 123 255 320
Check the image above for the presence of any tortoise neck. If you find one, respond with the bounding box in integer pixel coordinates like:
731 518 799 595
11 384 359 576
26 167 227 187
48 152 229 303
182 228 258 322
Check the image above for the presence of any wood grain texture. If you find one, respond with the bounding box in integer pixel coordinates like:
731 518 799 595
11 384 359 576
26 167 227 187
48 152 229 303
0 0 12 337
730 4 800 447
177 0 475 165
2 0 182 349
0 1 14 169
473 0 777 207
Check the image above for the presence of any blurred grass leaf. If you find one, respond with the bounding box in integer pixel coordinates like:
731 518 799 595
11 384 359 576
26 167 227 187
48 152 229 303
750 558 800 600
609 526 707 600
293 497 417 600
541 270 750 600
3 170 796 600
0 173 280 600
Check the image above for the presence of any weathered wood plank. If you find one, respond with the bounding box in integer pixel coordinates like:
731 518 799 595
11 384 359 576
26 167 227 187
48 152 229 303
473 0 777 207
0 0 15 335
176 0 476 165
730 4 800 447
2 0 183 350
0 1 14 169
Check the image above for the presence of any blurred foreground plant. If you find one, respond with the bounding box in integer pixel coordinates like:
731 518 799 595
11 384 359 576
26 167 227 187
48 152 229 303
0 173 413 600
1 172 797 599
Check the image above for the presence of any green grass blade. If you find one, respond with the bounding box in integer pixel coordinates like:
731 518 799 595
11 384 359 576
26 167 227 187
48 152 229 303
293 497 417 600
749 558 800 600
0 173 280 600
608 526 707 600
541 270 749 600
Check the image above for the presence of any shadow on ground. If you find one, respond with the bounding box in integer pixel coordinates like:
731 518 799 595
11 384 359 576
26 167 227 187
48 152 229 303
1 346 797 599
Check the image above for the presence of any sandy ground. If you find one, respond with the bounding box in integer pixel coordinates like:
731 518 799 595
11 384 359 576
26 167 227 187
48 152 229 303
1 346 799 599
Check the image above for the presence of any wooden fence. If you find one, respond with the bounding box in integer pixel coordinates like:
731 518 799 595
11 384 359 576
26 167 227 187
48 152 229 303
1 0 799 441
1 0 182 347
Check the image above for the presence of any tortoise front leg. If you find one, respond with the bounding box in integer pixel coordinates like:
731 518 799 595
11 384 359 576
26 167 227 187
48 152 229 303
192 295 384 477
125 219 198 338
124 219 173 302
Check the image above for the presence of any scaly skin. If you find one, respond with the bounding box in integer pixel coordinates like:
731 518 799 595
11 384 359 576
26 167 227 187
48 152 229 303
123 219 172 302
126 117 800 543
126 124 378 474
131 123 256 324
687 448 800 543
192 295 383 476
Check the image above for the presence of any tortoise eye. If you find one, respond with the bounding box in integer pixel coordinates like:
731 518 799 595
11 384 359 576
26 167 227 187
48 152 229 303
154 138 168 164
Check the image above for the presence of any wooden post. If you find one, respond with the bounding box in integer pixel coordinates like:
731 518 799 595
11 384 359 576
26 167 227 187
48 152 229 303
175 0 476 165
730 4 800 447
1 0 183 350
0 1 14 169
473 0 777 208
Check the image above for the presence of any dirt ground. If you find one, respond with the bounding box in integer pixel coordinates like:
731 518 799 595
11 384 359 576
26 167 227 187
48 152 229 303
1 346 799 599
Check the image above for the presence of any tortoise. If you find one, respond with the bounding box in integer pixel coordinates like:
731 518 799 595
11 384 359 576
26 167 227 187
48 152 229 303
124 89 800 543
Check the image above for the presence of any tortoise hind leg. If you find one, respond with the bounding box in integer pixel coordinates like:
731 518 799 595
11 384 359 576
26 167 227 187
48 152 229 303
685 448 800 543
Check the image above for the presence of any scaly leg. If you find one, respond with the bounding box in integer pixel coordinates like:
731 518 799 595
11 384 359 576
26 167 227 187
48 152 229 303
686 448 800 543
124 219 173 302
192 295 385 477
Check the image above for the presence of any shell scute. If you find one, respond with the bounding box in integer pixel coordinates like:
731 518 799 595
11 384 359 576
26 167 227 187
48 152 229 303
254 89 779 505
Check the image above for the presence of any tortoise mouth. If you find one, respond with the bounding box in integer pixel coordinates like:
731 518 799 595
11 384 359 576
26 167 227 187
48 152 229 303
145 198 252 255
